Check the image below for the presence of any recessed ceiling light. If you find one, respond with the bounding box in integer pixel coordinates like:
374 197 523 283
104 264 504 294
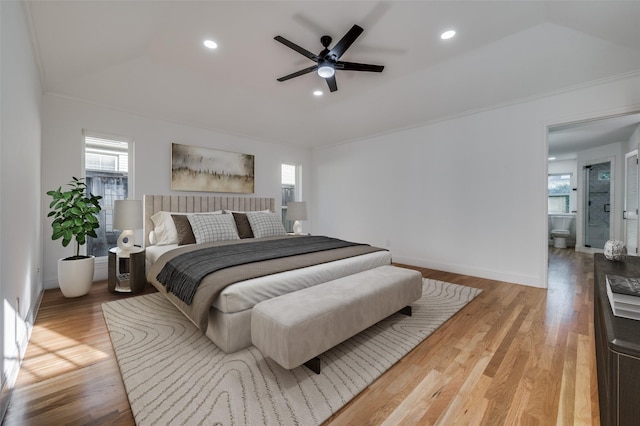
440 30 456 40
313 90 323 96
203 40 218 49
548 157 557 161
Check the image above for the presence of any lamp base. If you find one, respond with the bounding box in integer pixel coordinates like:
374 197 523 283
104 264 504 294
117 230 135 252
293 220 303 235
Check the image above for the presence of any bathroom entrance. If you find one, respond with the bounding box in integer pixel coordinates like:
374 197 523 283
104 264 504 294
584 162 611 249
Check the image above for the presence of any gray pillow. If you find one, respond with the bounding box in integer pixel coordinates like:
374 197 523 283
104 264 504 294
232 212 254 239
171 214 197 245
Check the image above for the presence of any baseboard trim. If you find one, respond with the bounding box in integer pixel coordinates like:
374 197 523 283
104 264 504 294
0 289 44 423
392 255 544 288
0 380 10 426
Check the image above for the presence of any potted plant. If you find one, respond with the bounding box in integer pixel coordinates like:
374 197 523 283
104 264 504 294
47 177 102 297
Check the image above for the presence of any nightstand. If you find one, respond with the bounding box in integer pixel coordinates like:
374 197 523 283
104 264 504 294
108 247 146 294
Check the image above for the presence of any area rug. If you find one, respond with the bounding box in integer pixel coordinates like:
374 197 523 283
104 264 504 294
102 278 481 425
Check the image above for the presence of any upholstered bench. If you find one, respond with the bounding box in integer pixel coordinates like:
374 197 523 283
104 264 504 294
251 265 423 373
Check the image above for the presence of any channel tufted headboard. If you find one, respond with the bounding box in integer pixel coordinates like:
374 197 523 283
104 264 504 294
143 194 276 247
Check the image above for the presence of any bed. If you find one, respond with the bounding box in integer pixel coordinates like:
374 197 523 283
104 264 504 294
143 194 392 353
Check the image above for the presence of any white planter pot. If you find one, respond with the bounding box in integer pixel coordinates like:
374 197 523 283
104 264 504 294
57 256 95 297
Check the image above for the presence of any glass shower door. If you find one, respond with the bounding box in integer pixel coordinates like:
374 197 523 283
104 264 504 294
585 162 611 249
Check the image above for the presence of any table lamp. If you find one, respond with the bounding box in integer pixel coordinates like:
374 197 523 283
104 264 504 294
113 199 143 252
286 201 307 235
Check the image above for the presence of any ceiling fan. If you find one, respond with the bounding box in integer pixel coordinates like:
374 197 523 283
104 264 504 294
274 24 384 92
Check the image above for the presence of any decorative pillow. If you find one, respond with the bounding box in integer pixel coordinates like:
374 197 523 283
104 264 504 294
246 211 287 238
171 214 196 245
150 211 179 245
187 213 239 244
150 210 222 245
232 212 254 239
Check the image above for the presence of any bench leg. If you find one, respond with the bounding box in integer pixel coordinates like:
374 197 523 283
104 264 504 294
398 306 412 316
304 357 321 374
301 306 412 375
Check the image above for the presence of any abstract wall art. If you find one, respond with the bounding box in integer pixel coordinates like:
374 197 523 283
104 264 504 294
171 143 254 193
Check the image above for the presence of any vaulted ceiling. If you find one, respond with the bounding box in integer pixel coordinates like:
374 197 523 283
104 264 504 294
26 1 640 148
549 112 640 161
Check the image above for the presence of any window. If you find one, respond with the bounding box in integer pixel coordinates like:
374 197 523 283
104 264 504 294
548 173 572 213
281 164 297 232
84 134 130 257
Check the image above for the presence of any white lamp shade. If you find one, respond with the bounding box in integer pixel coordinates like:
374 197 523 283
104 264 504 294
113 200 143 231
286 201 307 235
113 200 142 251
286 202 307 221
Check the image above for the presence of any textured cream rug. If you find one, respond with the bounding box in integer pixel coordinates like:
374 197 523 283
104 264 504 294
102 278 481 425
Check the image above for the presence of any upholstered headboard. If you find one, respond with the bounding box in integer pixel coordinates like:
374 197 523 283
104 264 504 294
143 194 276 247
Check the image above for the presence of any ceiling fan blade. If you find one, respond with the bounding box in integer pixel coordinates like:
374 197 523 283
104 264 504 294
326 75 338 92
336 61 384 72
277 65 318 82
327 25 364 61
274 36 319 61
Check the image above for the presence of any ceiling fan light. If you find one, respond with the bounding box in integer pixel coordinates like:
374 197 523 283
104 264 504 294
317 65 335 79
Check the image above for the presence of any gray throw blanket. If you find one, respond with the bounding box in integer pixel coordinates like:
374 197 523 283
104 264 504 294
156 236 367 304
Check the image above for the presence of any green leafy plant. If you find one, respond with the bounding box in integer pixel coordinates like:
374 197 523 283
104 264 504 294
47 177 102 259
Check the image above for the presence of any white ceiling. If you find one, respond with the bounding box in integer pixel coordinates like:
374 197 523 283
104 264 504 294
25 1 640 149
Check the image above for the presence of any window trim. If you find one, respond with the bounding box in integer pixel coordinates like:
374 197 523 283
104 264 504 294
548 173 572 214
82 129 135 195
82 130 134 258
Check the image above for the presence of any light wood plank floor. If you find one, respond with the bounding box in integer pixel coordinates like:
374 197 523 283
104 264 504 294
3 248 598 425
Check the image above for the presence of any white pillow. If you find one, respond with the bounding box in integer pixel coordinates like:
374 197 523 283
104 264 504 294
245 211 287 238
187 213 240 244
150 211 178 245
150 210 222 245
149 230 157 246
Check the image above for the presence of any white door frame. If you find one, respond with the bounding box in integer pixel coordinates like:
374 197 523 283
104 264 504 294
624 150 639 255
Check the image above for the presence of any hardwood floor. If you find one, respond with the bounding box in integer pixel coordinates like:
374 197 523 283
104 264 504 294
3 248 598 425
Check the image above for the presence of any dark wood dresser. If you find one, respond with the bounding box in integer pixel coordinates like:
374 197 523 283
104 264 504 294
594 253 640 426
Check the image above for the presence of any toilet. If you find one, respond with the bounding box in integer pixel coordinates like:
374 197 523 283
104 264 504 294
550 215 574 248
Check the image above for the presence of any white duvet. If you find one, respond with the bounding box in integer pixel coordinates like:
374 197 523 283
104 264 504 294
146 243 392 313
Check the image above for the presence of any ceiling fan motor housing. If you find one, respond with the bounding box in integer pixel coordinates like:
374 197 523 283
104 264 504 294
321 35 332 48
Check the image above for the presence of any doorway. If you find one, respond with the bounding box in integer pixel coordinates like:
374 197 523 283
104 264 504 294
584 162 611 249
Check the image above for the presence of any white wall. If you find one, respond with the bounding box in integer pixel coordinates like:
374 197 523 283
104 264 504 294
312 73 640 288
1 1 43 418
41 94 312 288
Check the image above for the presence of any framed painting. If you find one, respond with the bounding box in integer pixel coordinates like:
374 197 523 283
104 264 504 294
171 143 255 193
